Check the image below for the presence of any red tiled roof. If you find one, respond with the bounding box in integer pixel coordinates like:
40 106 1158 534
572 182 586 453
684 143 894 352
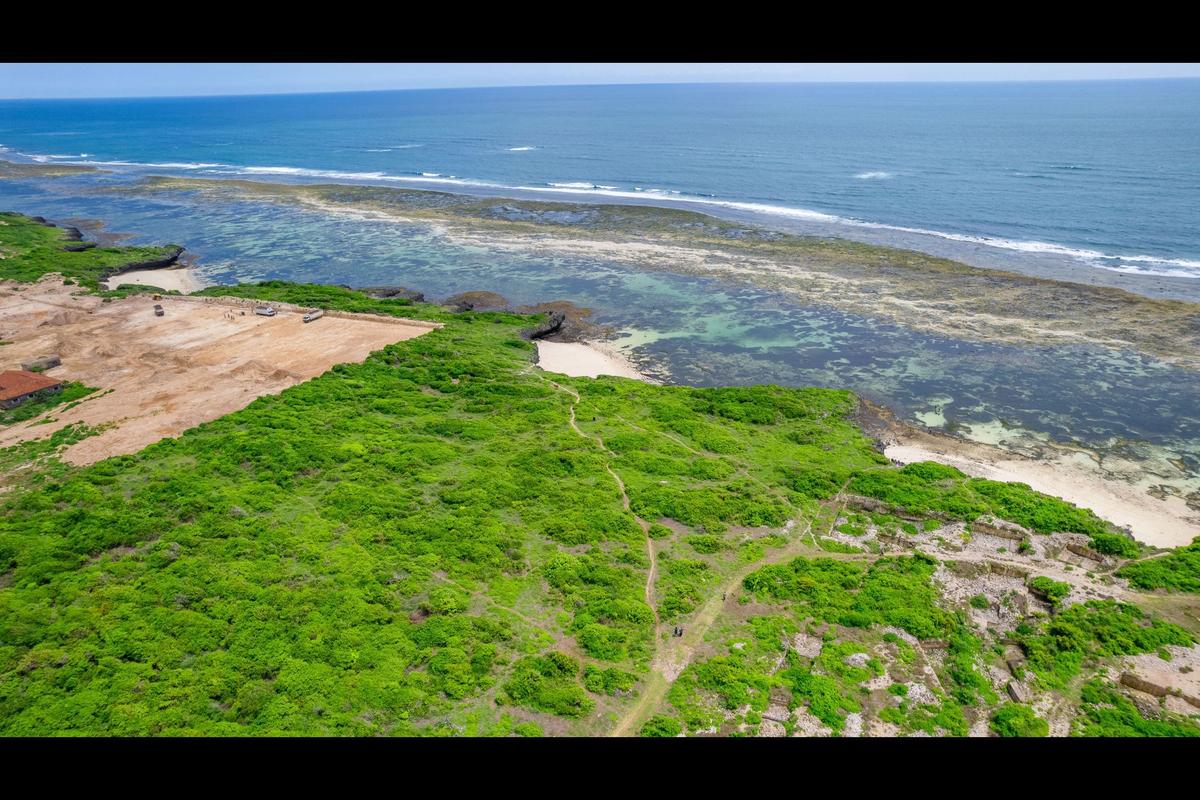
0 369 63 402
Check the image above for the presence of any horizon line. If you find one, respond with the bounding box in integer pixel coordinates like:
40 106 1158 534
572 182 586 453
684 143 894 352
3 75 1200 102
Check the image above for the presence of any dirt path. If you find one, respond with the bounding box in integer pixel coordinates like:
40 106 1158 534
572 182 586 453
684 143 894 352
543 377 661 627
608 484 849 737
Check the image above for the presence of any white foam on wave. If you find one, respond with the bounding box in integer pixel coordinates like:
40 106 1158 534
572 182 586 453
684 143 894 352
224 164 503 189
843 219 1200 274
1094 263 1200 279
507 146 536 151
364 148 392 152
549 181 609 190
74 158 228 170
854 171 893 180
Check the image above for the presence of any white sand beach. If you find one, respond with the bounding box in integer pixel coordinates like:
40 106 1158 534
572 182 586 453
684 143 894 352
535 340 647 381
104 266 205 293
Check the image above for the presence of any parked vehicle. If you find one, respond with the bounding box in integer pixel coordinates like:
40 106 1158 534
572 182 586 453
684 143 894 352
153 304 164 317
254 306 277 317
302 309 324 323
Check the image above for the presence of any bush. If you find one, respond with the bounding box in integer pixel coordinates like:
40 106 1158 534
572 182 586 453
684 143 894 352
989 703 1048 737
1028 576 1070 606
640 715 683 737
502 653 594 718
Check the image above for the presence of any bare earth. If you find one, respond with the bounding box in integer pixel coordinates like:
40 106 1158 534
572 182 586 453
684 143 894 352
104 266 206 293
535 340 648 381
0 276 437 465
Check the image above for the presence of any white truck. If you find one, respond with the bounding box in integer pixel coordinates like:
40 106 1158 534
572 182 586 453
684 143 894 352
302 309 324 323
253 306 277 317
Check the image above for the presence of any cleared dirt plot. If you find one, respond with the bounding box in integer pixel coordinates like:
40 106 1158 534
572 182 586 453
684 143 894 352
0 275 438 465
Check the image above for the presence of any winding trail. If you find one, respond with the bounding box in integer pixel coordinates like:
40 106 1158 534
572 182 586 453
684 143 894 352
543 377 660 630
607 482 851 737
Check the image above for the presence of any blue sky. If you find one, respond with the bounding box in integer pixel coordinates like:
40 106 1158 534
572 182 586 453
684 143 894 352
2 63 1199 99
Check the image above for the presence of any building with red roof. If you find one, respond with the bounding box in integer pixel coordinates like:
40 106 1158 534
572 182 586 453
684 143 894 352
0 369 64 409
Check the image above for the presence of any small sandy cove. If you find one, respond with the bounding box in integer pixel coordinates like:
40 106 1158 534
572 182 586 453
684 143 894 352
536 340 647 380
0 275 438 465
104 266 205 293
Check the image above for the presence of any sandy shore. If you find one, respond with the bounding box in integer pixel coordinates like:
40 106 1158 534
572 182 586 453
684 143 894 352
535 340 648 381
104 266 205 293
884 434 1199 550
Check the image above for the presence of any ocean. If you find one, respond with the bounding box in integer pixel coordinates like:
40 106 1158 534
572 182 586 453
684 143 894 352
2 80 1199 284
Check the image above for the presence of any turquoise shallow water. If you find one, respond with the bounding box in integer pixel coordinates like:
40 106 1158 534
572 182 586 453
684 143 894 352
1 172 1196 488
2 81 1199 284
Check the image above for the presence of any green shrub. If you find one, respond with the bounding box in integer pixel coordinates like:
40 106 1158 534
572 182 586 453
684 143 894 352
640 715 683 737
989 703 1048 737
1028 576 1071 606
502 652 594 718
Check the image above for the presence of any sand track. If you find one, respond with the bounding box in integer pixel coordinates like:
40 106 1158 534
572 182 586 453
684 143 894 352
0 276 438 466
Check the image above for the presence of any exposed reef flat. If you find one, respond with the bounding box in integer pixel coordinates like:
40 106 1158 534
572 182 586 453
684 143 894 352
0 160 102 179
124 176 1200 374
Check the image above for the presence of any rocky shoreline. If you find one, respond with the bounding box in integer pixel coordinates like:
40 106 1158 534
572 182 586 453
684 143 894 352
28 213 185 284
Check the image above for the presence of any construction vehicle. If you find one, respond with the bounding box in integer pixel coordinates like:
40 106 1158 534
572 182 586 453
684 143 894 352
302 309 324 323
153 304 164 317
253 306 277 317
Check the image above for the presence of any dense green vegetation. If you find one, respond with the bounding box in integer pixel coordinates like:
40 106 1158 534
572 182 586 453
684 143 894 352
848 462 1139 556
1117 538 1200 593
0 211 181 290
1015 600 1194 690
743 555 957 641
0 382 98 426
0 279 905 735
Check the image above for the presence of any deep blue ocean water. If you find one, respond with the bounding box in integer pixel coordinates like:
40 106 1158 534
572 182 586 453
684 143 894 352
2 81 1199 279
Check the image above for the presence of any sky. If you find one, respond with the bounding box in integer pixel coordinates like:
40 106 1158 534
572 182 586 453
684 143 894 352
2 63 1199 100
